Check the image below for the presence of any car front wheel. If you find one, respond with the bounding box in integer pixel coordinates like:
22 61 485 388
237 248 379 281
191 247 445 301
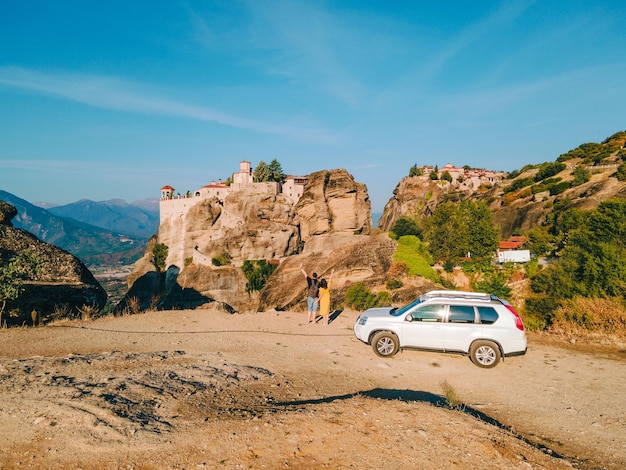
470 340 501 368
371 331 399 357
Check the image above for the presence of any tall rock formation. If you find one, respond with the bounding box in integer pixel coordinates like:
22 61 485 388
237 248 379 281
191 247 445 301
0 201 107 326
296 169 371 241
121 168 374 313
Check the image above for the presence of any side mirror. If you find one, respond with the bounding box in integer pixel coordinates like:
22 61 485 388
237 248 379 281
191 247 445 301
405 315 413 322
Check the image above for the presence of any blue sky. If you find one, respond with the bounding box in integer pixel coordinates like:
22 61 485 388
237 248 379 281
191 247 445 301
1 1 624 212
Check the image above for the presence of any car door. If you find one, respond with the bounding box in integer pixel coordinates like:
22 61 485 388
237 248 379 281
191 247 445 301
400 303 446 349
443 304 477 352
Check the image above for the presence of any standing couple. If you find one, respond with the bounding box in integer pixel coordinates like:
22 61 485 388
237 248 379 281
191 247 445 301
299 263 334 325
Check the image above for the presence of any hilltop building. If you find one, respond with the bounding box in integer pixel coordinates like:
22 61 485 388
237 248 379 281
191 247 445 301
160 161 307 223
419 163 504 186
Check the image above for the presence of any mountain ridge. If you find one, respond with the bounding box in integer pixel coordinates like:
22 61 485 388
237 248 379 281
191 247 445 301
0 190 149 268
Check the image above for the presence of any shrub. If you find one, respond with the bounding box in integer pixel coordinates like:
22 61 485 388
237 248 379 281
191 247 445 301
345 282 391 311
390 217 421 239
534 162 566 182
212 251 231 266
387 260 409 279
572 165 591 186
77 304 99 321
549 181 571 195
242 260 278 294
615 162 626 182
472 271 511 300
152 243 168 272
503 177 534 194
550 297 626 340
386 278 403 290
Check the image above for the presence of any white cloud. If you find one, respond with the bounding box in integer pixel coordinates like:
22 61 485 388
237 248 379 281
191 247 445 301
0 66 337 144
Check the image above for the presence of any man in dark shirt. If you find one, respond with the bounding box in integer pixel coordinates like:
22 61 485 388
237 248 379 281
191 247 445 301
300 264 319 324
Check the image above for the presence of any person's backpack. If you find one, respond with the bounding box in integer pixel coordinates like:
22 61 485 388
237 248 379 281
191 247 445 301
308 278 320 298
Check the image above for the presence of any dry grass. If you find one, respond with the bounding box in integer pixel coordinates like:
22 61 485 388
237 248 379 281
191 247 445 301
550 297 626 342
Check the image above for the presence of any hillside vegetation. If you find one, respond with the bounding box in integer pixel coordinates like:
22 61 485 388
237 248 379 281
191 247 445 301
382 131 626 346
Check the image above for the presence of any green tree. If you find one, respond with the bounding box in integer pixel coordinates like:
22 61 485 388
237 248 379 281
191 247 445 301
615 162 626 182
267 159 285 182
571 165 591 186
441 171 453 183
534 162 566 182
527 199 626 322
525 226 555 256
253 161 270 182
390 217 421 239
152 243 168 273
426 201 498 263
409 164 422 177
0 251 42 323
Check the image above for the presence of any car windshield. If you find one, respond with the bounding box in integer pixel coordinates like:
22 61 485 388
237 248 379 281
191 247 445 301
390 297 424 316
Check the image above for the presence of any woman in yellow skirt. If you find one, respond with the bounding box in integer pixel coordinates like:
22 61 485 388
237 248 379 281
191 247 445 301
318 269 334 325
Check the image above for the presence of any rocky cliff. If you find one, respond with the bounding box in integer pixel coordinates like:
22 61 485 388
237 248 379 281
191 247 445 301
0 201 107 326
380 131 626 238
121 168 374 313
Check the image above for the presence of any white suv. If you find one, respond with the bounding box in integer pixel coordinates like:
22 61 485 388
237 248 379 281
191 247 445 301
353 290 527 368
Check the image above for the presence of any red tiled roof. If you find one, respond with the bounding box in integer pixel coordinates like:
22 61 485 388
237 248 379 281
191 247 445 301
499 241 523 250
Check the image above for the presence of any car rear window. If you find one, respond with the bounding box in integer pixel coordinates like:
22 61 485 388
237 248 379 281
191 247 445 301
448 305 476 323
477 306 499 324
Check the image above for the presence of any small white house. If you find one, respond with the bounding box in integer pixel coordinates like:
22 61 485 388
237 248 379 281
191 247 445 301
498 249 531 264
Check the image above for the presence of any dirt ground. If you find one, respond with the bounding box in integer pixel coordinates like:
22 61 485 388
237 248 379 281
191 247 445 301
0 307 624 469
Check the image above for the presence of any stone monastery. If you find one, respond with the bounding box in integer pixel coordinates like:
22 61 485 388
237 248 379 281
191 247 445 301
159 161 307 224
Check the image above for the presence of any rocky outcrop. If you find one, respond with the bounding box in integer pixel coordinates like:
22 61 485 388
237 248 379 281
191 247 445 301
0 201 107 326
258 234 396 313
296 169 371 241
380 156 626 239
122 168 374 313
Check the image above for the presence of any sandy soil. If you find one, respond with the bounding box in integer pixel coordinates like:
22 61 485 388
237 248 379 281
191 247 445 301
0 307 624 469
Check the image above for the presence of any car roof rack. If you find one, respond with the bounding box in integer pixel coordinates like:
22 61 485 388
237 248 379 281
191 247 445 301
421 290 497 301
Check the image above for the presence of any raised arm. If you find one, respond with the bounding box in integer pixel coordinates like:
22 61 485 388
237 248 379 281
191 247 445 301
299 263 308 279
329 268 335 283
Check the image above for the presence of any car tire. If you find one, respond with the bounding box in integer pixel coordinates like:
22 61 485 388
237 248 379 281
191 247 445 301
371 331 399 357
470 340 501 368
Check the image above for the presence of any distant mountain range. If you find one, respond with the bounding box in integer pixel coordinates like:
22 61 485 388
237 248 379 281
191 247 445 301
0 190 158 268
46 198 159 239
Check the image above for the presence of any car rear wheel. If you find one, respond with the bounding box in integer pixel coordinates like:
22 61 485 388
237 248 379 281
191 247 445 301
371 331 399 357
470 340 501 368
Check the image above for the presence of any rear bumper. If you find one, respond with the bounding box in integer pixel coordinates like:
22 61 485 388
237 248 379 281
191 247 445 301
504 348 527 358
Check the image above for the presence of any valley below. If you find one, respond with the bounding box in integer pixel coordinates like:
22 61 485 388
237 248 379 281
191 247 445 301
0 307 624 469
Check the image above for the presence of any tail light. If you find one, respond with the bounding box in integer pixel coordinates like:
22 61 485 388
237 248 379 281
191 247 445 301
504 304 525 331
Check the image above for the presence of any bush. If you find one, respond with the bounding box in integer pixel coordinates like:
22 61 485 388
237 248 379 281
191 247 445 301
242 260 278 294
390 217 421 239
386 278 403 290
387 260 409 279
549 181 571 195
615 162 626 182
212 251 231 266
550 297 626 339
534 162 566 182
345 282 391 311
443 259 454 273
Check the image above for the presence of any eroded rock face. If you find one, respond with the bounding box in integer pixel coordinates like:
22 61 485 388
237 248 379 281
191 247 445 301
296 169 371 240
379 163 626 239
124 168 374 313
0 202 107 326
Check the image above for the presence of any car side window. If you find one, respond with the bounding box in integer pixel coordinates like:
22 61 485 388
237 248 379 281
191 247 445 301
448 305 476 323
410 304 443 322
477 306 499 324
